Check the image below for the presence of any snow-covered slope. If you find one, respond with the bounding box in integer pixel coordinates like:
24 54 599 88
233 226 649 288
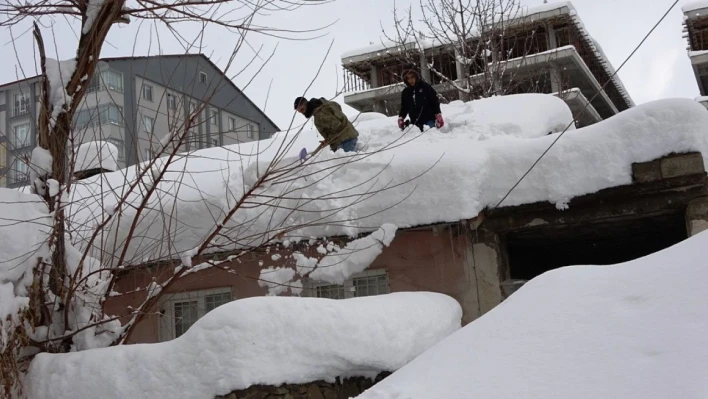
356 230 708 399
25 292 462 399
69 95 708 266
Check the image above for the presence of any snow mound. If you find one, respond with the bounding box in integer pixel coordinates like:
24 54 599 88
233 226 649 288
75 140 119 172
26 292 462 399
68 95 708 266
356 230 708 399
0 189 51 351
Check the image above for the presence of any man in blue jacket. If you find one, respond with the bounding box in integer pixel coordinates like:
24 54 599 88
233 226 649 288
397 64 445 132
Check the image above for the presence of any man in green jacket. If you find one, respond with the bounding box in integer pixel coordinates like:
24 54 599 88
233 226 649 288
294 96 359 152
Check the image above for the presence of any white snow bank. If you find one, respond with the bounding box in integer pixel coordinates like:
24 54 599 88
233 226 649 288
26 292 462 399
69 95 708 266
683 0 708 14
75 140 119 172
357 230 708 399
0 189 51 351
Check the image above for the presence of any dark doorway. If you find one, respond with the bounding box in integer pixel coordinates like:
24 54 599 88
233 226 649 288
505 213 688 280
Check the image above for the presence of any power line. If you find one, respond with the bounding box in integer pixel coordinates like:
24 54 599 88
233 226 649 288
487 0 681 214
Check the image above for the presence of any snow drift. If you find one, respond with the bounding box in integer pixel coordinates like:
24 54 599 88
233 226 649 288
356 230 708 399
25 292 462 399
68 95 708 266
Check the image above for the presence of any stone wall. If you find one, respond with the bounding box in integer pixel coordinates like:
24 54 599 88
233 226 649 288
215 373 389 399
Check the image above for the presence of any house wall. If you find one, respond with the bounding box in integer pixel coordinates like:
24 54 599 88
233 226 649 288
104 227 505 344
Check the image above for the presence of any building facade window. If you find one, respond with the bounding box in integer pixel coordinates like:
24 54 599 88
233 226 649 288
306 269 390 300
210 109 218 125
142 84 153 102
10 122 31 148
246 125 254 139
167 94 177 110
13 91 30 116
228 117 236 131
199 72 207 84
159 287 233 341
87 70 124 93
74 104 124 128
9 156 29 184
142 115 154 133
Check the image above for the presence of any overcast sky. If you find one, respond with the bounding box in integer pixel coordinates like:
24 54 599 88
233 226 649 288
0 0 698 130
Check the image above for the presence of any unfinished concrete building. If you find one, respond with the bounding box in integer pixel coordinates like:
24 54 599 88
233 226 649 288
683 1 708 108
340 1 633 127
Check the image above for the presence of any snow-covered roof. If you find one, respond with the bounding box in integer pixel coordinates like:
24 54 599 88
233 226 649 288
68 94 708 266
357 229 708 399
26 292 462 399
683 0 708 15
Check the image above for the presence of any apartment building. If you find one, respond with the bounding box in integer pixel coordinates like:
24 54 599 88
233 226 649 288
683 1 708 108
340 1 633 128
0 53 279 188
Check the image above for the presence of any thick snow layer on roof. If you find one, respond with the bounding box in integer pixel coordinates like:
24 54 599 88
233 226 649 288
75 140 119 172
69 95 708 266
683 0 708 14
357 231 708 399
0 189 51 351
26 292 462 399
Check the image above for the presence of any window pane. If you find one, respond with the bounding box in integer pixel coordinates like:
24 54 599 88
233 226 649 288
353 274 390 297
174 300 198 338
12 123 31 148
205 292 232 313
316 284 345 299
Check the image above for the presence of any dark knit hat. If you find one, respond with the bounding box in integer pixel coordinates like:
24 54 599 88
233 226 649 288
294 96 307 109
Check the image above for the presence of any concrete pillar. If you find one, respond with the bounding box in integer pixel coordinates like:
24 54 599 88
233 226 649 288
459 228 505 324
686 197 708 236
419 52 431 82
370 65 379 89
547 23 562 93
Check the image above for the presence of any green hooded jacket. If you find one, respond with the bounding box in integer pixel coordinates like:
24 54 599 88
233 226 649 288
311 98 359 151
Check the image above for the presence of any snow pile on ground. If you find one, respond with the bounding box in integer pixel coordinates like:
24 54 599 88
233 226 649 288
68 95 708 266
356 230 708 399
0 189 51 350
75 140 119 172
26 292 462 399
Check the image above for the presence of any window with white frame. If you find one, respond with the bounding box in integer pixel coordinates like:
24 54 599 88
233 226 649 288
87 70 124 93
142 115 154 133
199 71 207 84
306 269 390 300
210 109 218 125
167 94 177 110
13 91 30 116
188 102 197 115
142 84 153 102
246 125 254 139
228 117 236 131
11 122 31 148
159 287 233 341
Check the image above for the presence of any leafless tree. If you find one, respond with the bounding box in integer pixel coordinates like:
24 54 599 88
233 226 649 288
381 0 571 103
0 0 437 396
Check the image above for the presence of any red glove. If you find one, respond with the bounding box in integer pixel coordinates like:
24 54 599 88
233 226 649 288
398 118 405 129
435 114 445 128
